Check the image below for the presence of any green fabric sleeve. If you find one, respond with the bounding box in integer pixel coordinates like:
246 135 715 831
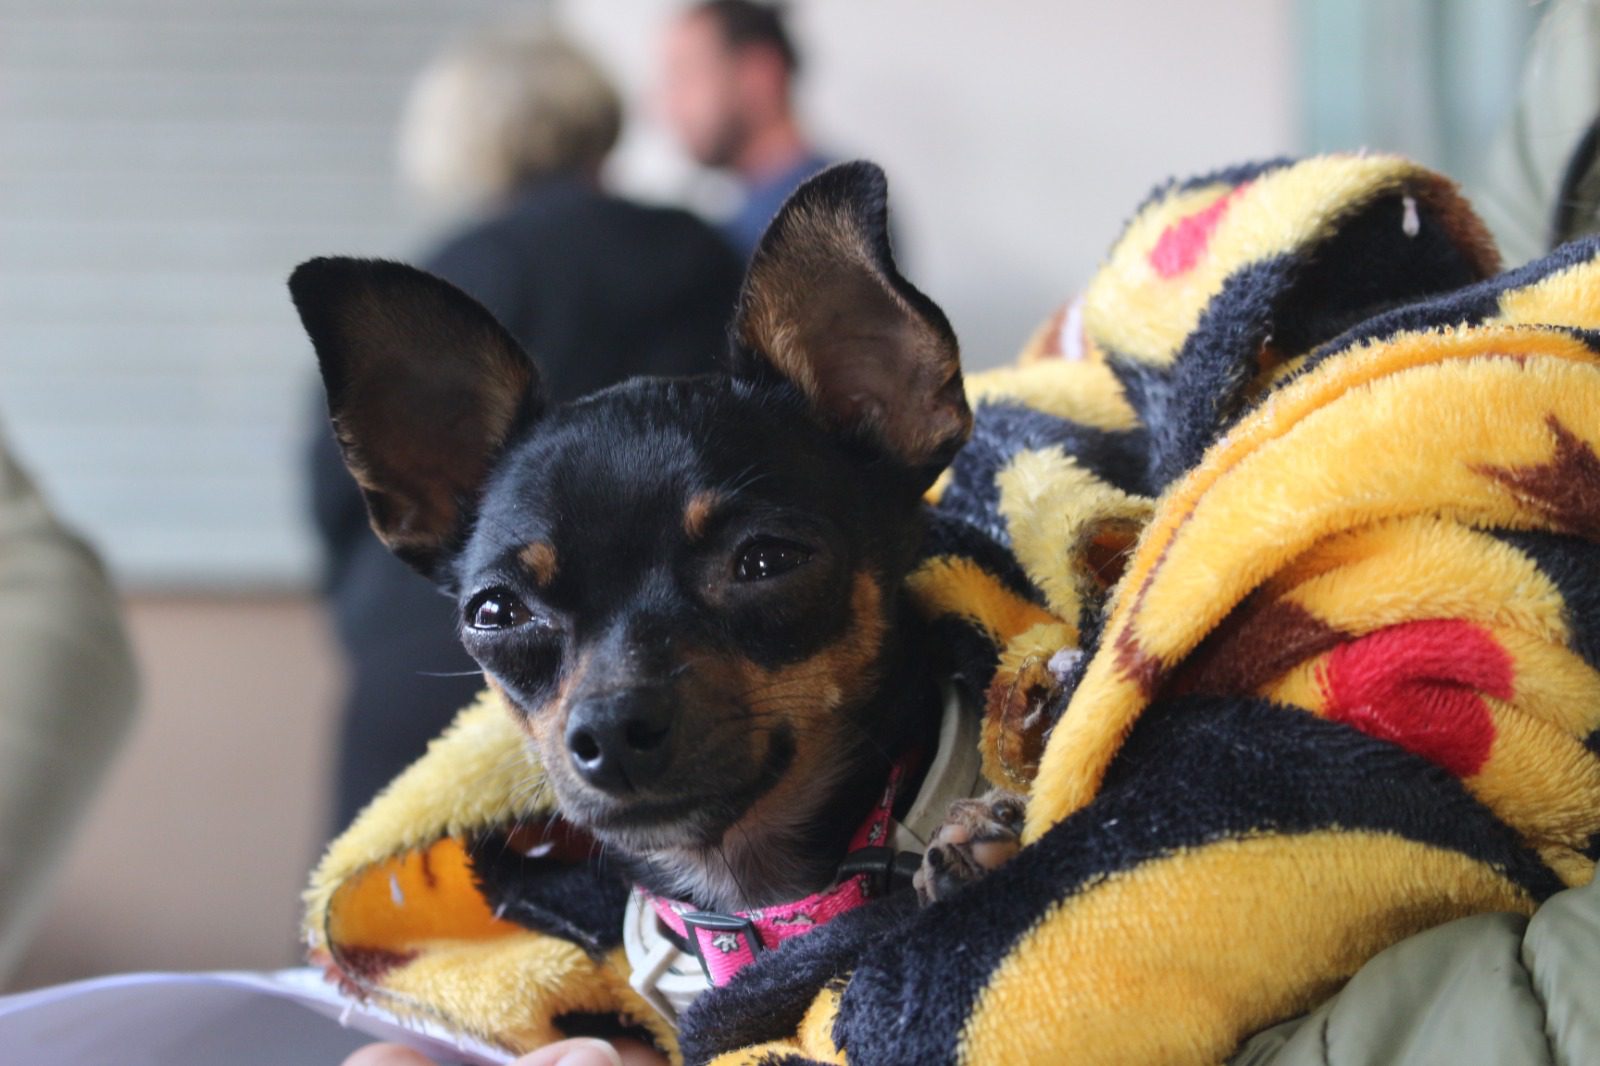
0 425 138 979
1231 875 1600 1066
1477 0 1600 264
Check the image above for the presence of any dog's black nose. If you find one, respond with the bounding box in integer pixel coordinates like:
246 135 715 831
565 691 674 793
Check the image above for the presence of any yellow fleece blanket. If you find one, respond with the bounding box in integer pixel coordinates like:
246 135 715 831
305 155 1600 1065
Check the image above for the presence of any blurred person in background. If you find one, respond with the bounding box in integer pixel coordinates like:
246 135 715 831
309 23 743 831
657 0 833 258
0 425 137 982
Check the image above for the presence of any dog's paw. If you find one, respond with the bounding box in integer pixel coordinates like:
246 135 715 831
912 789 1026 905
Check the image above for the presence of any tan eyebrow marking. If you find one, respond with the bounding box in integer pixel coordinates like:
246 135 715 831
683 491 724 542
519 541 558 586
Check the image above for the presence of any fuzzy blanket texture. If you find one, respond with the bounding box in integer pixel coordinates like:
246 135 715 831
304 154 1600 1065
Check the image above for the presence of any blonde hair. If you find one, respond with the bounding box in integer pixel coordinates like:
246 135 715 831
399 25 623 210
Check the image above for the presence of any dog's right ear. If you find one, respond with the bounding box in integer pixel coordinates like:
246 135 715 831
289 257 541 580
730 161 970 492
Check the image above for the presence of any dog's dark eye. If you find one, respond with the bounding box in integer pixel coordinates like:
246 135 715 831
465 588 532 630
734 537 812 581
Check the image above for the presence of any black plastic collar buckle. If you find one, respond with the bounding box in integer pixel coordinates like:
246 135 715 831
681 910 764 982
836 846 924 898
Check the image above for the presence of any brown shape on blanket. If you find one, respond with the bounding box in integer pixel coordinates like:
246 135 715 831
1475 415 1600 540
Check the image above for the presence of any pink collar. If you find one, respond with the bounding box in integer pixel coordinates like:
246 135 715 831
643 759 919 987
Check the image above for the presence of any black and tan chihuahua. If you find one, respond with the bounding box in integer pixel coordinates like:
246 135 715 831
291 163 1019 923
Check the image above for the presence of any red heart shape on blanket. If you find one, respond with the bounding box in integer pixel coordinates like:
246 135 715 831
1319 619 1513 778
1148 184 1250 278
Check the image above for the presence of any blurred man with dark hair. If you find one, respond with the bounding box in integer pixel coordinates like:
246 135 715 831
657 0 832 257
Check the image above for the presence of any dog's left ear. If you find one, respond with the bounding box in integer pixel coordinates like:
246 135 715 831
731 161 971 489
289 257 541 581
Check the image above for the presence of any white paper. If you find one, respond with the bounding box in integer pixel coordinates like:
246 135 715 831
0 968 515 1066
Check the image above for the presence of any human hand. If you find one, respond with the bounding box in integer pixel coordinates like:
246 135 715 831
342 1036 668 1066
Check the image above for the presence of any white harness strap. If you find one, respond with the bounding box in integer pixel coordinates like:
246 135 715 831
623 686 984 1024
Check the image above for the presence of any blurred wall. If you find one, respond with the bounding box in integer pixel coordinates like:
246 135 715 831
1 0 1296 988
1 0 1295 590
0 0 509 588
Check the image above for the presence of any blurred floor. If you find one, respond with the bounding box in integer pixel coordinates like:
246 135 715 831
5 595 342 991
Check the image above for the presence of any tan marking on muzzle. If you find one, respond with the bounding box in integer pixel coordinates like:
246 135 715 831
707 572 889 833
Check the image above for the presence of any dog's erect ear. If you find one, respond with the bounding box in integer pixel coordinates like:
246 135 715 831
730 161 971 488
289 257 541 579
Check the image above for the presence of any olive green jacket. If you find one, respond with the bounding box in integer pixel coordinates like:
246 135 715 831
1232 875 1600 1065
1479 0 1600 263
0 426 137 979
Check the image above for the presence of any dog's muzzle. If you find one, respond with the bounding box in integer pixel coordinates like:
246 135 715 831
622 686 983 1024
